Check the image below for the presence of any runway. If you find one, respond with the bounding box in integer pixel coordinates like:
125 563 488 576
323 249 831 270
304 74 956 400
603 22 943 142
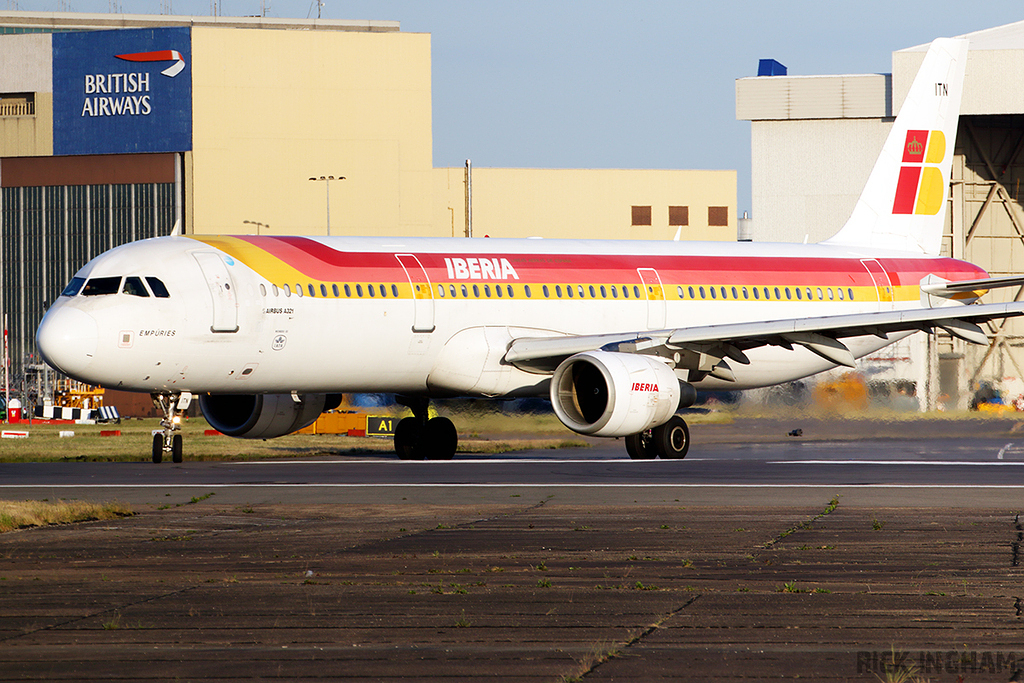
3 422 1024 507
4 418 1024 681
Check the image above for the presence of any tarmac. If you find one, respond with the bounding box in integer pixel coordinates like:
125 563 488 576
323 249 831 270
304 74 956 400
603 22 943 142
1 415 1024 681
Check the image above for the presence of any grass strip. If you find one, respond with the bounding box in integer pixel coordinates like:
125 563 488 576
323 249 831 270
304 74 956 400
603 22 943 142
0 499 134 533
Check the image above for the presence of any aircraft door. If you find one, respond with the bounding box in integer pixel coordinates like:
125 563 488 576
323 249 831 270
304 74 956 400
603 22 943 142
396 254 435 333
637 268 666 329
860 259 895 310
192 251 239 333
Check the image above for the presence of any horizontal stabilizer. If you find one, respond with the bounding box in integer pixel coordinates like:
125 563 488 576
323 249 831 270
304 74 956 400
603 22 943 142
921 275 1024 297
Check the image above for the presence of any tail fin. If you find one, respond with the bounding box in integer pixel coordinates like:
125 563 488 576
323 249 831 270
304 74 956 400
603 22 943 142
822 38 968 255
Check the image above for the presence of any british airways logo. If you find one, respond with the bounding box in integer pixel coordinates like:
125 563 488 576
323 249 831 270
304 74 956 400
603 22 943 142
79 50 186 118
444 257 520 280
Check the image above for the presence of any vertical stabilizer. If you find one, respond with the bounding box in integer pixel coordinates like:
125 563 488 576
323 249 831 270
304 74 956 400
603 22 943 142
822 38 968 254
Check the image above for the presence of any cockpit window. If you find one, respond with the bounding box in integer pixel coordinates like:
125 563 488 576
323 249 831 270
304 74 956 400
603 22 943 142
146 277 170 298
81 276 122 296
61 277 86 297
123 276 150 297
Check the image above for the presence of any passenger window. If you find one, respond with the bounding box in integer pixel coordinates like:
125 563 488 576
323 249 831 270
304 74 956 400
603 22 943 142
633 286 640 298
473 284 480 298
612 286 619 299
828 288 834 300
710 287 717 299
307 284 315 297
507 285 514 298
687 286 694 299
438 285 445 298
848 288 854 300
332 284 340 297
816 287 823 300
273 284 280 297
567 286 574 298
600 286 607 298
589 285 596 298
355 284 363 297
699 287 705 299
368 285 375 298
742 287 748 299
461 284 468 298
296 284 304 297
495 285 503 298
753 287 759 300
555 285 562 298
61 277 86 297
392 284 398 298
344 284 351 297
774 287 781 300
525 285 532 298
260 284 267 297
123 277 149 297
838 287 844 300
284 284 292 297
785 287 791 300
796 287 802 300
731 287 738 299
484 284 491 298
449 284 456 298
806 287 812 300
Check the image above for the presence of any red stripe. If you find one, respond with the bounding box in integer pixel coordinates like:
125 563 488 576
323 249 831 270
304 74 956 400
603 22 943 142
116 50 179 63
233 237 986 288
892 166 922 214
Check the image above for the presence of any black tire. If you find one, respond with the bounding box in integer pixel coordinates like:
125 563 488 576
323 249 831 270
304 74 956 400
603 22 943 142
422 417 458 460
394 417 423 460
651 416 690 459
625 431 656 460
171 434 183 463
152 434 163 464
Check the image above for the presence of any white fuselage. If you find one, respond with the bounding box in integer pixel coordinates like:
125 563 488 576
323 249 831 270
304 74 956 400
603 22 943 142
35 234 986 398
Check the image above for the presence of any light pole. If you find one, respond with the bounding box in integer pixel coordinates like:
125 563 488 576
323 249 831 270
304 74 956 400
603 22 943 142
243 220 269 235
309 175 345 236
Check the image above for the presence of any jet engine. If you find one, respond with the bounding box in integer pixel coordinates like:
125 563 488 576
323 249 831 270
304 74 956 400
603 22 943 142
199 393 342 439
550 351 695 437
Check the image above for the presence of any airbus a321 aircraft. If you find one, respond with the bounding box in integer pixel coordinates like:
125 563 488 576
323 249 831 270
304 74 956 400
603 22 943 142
34 38 1024 462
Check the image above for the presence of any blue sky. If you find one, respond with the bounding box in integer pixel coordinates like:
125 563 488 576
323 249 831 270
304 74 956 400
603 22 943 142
15 0 1024 215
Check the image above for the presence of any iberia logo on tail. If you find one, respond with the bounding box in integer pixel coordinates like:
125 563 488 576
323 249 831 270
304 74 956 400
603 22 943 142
892 129 946 215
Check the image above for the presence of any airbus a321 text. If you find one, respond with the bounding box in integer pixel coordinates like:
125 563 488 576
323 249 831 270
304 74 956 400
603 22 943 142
35 38 1024 462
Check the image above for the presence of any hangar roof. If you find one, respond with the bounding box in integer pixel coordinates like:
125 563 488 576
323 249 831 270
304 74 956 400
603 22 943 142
0 9 399 33
738 19 1024 121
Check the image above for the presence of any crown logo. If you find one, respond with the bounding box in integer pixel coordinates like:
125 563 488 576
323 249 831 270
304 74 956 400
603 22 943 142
907 136 924 156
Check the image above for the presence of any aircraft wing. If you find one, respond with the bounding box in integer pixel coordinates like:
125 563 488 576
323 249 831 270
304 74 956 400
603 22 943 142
504 301 1024 377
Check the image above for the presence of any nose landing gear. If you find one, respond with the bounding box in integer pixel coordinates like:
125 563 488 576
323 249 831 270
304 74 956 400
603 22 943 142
151 392 191 463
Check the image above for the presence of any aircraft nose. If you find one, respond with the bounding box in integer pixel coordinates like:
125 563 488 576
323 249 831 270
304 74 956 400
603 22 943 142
36 306 99 380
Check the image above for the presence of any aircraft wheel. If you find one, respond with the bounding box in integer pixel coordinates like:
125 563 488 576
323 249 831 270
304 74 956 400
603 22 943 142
171 434 183 463
394 417 423 460
625 431 656 460
652 416 690 460
422 417 458 460
152 434 163 464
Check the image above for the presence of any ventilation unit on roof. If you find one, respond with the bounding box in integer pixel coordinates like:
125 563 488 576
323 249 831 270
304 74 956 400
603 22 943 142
757 59 787 76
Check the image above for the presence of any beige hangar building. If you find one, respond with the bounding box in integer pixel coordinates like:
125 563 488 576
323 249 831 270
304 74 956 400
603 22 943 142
0 10 735 385
737 20 1024 410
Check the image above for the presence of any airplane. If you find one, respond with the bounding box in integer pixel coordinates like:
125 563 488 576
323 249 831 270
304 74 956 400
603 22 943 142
34 37 1024 463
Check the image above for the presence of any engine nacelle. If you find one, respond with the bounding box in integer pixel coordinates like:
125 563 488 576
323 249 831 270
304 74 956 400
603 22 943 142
550 351 693 437
199 393 340 439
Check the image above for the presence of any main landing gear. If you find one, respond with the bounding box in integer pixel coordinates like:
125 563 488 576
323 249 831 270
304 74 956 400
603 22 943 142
151 392 191 464
625 415 690 460
393 396 458 461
